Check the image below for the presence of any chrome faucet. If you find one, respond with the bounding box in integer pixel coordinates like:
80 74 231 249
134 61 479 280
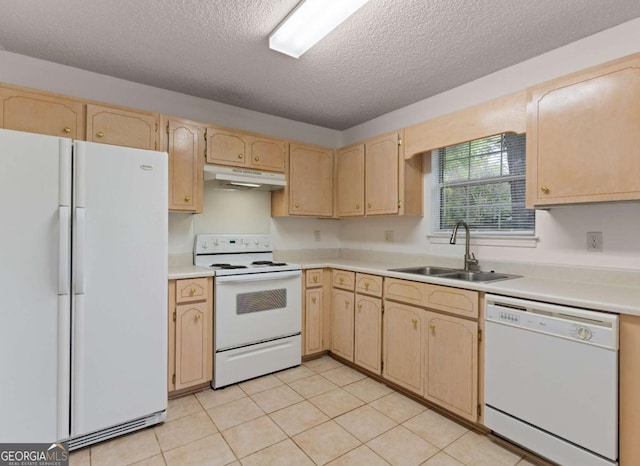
449 220 479 271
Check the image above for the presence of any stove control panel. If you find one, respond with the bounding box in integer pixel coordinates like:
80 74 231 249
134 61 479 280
195 235 272 254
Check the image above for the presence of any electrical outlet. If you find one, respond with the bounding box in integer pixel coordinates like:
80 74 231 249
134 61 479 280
587 232 603 252
314 230 321 242
384 230 394 242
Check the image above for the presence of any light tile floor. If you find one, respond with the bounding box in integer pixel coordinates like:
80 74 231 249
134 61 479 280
70 356 539 466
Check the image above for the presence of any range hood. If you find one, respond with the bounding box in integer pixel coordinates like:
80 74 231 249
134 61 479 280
203 165 286 191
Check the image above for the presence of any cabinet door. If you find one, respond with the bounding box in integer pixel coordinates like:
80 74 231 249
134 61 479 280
167 119 203 212
86 104 158 150
289 143 334 216
0 87 85 139
382 301 423 395
331 289 354 361
305 288 324 355
365 132 399 215
527 55 640 206
354 296 382 374
175 301 212 390
247 136 286 172
336 144 365 217
206 127 247 167
424 311 478 422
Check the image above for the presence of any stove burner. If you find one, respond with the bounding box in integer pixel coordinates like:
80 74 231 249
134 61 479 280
271 262 287 266
251 261 274 265
210 263 248 270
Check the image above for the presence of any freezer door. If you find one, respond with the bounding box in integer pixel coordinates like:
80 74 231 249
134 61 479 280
0 129 71 442
71 141 167 437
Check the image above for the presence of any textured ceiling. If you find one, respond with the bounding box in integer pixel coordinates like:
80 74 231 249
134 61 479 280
1 0 639 130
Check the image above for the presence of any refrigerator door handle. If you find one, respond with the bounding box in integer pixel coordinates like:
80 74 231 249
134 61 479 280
58 206 70 295
74 207 86 294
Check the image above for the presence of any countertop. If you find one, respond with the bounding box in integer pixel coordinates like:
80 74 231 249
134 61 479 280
168 257 640 316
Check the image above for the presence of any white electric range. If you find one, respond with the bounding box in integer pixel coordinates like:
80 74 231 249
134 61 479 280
194 235 302 388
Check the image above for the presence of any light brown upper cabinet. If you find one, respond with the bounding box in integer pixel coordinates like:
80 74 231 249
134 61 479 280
526 53 640 207
206 125 286 173
86 104 159 150
0 85 85 139
272 143 334 217
336 144 365 216
335 131 423 218
164 117 204 213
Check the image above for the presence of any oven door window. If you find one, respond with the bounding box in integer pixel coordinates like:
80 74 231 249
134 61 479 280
237 289 287 314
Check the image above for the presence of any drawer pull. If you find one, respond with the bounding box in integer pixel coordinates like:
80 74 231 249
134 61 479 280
254 156 260 162
195 313 201 321
184 195 191 202
189 287 196 296
237 153 243 159
96 131 104 138
541 186 550 194
311 296 317 304
339 277 344 284
313 276 318 283
364 281 369 290
63 127 72 134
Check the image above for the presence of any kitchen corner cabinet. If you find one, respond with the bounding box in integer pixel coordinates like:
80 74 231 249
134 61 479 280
272 143 334 217
168 278 213 393
163 117 205 212
303 269 330 356
526 53 640 207
205 125 287 173
335 131 423 218
353 273 383 375
0 85 85 139
331 270 355 361
86 103 159 150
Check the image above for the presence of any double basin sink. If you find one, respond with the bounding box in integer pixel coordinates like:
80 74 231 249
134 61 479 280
388 266 520 283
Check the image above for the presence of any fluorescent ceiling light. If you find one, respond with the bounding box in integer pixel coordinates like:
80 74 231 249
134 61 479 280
269 0 371 58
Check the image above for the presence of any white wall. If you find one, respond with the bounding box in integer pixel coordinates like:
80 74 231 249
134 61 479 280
0 51 341 147
337 18 640 271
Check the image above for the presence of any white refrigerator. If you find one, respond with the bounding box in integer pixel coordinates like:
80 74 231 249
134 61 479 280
0 128 168 449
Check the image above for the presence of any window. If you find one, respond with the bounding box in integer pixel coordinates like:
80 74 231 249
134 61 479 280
432 133 535 236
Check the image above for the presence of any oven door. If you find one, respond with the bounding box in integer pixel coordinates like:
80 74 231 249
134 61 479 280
215 270 302 351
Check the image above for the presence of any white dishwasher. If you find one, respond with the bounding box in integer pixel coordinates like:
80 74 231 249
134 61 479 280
484 294 619 466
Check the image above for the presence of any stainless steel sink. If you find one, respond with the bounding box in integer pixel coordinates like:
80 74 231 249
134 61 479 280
388 266 520 282
389 266 458 276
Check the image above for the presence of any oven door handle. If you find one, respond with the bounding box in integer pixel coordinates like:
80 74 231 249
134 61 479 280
216 270 302 284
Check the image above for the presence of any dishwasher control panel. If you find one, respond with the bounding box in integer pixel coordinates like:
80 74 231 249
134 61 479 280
485 295 619 350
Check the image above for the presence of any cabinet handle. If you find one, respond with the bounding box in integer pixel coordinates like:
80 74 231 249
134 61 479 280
357 304 362 311
541 186 550 194
367 202 372 208
237 153 243 159
184 195 191 202
339 277 344 284
311 296 317 304
355 203 360 209
364 281 369 290
313 276 318 283
189 287 196 296
429 323 436 330
411 318 418 328
96 131 104 138
254 156 260 162
345 300 350 306
195 313 201 321
63 127 72 134
295 202 300 208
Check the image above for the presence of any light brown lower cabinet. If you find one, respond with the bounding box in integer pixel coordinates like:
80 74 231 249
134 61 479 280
331 288 355 361
424 311 478 422
382 300 424 395
168 277 213 393
354 295 382 374
304 287 324 354
620 314 640 466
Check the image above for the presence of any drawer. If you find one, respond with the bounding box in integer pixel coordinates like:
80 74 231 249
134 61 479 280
176 278 209 303
355 273 383 297
384 278 428 307
332 270 355 291
424 284 478 319
306 269 324 288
